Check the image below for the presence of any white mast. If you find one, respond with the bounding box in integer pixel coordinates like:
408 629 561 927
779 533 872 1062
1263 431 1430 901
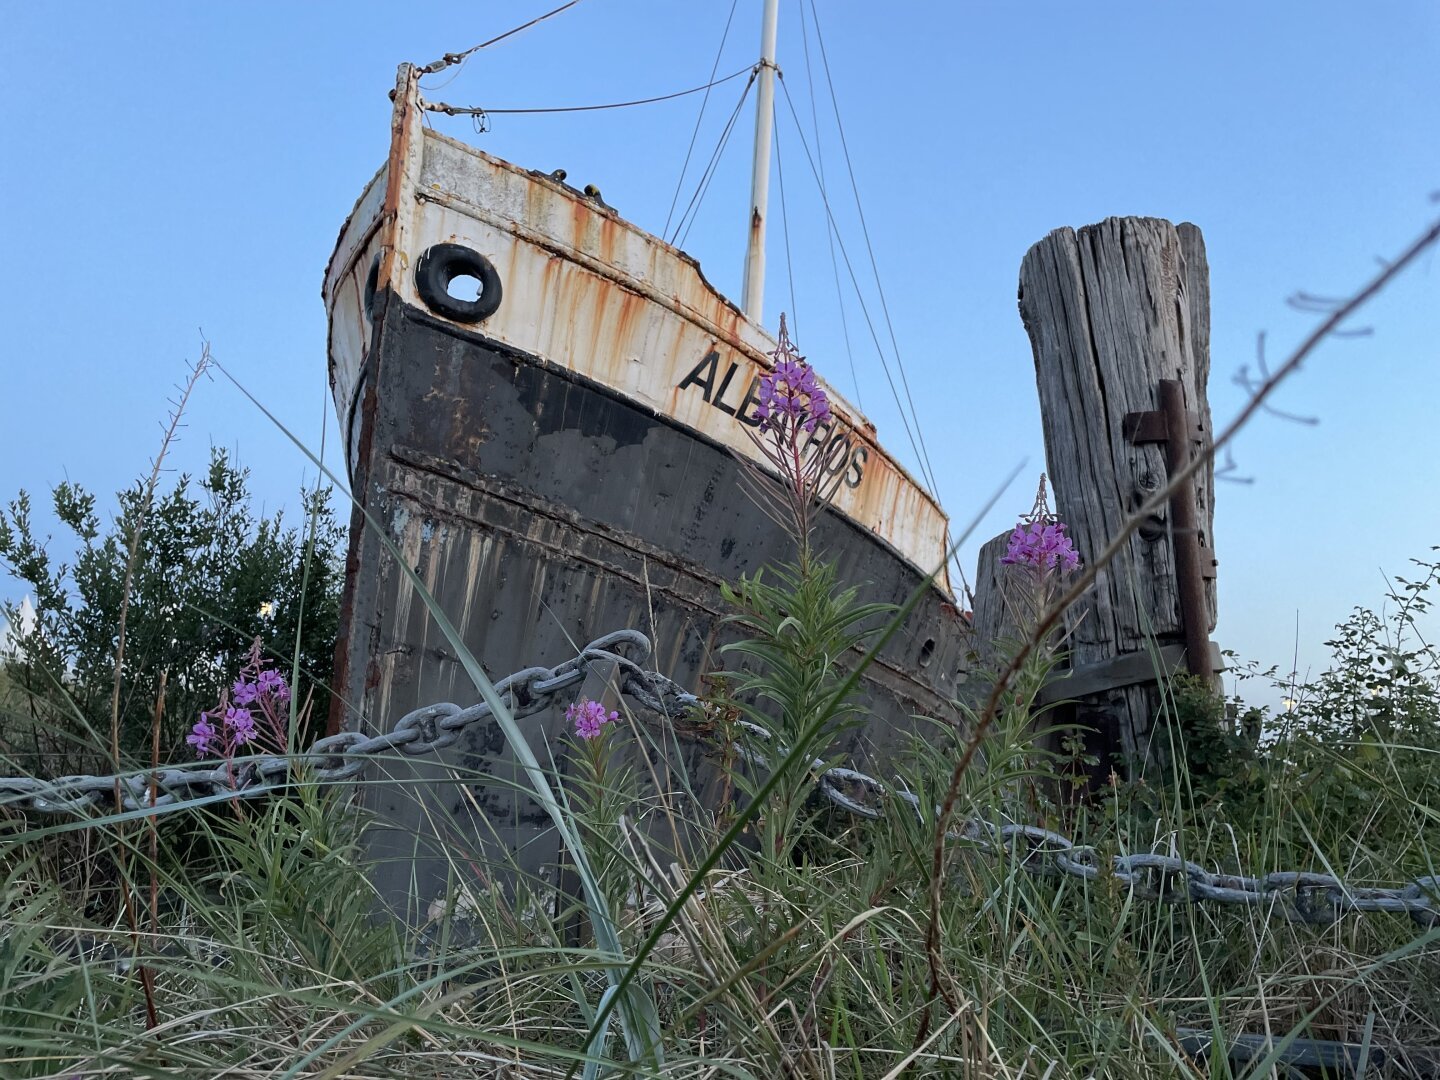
740 0 780 323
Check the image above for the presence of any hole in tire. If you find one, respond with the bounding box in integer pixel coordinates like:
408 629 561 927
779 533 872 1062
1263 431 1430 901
445 273 484 302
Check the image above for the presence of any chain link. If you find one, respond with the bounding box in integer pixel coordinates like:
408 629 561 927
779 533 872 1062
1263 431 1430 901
632 676 1440 930
0 629 653 816
812 756 1439 928
3 629 1436 928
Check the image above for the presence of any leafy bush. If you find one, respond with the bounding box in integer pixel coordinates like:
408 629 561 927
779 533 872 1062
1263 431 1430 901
1111 554 1440 886
0 448 344 768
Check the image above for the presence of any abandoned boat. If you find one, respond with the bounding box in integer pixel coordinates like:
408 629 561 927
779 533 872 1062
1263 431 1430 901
324 43 968 915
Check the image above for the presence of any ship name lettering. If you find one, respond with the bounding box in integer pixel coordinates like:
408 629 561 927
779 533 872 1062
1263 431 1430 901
801 419 867 490
678 350 866 489
678 351 762 427
846 447 868 488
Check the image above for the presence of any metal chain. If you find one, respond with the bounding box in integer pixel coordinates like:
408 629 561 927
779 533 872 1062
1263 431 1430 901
3 631 1436 929
0 629 653 816
623 671 1440 930
813 761 1440 929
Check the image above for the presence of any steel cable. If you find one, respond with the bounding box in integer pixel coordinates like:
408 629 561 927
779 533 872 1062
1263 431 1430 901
422 64 755 120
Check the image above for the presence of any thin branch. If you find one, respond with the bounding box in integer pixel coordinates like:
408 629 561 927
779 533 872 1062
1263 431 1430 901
1234 332 1320 426
1214 446 1254 485
916 212 1440 1044
108 342 211 1029
109 345 211 774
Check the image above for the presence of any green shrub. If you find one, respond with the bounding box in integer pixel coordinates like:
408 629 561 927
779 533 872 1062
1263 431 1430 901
0 448 344 768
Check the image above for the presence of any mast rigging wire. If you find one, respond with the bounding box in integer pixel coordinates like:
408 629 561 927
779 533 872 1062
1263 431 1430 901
802 2 966 595
798 0 863 411
664 0 742 240
671 73 758 250
773 108 801 342
418 0 586 76
806 2 942 500
776 75 935 504
422 63 755 119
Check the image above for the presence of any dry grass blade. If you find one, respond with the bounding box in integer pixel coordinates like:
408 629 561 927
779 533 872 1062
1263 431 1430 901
104 343 211 1031
918 212 1440 1046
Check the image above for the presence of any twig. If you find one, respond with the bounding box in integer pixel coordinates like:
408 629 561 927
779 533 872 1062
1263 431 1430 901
915 213 1440 1046
108 343 211 1030
143 671 166 1026
108 344 211 777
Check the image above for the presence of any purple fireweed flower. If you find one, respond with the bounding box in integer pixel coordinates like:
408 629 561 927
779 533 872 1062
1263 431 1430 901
187 714 219 758
257 668 291 703
193 638 295 768
1000 519 1080 574
753 356 831 434
225 706 257 746
742 314 842 548
567 698 618 740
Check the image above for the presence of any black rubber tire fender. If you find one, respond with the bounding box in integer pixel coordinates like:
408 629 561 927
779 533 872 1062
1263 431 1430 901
362 253 381 323
414 243 503 323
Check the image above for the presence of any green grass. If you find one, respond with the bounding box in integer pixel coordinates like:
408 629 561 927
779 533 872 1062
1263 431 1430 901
2 367 1438 1076
3 551 1439 1079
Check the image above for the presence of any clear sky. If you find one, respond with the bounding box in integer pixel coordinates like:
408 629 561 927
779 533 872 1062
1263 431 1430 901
1 2 1436 712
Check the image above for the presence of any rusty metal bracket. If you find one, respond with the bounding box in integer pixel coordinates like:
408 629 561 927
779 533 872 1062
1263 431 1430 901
1121 409 1204 446
1124 378 1218 682
1035 641 1224 704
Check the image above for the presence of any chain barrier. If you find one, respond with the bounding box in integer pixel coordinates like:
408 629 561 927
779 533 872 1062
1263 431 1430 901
0 629 654 816
817 767 1439 929
2 629 1436 929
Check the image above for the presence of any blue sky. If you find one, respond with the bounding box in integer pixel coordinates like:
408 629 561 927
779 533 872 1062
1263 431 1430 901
1 2 1436 710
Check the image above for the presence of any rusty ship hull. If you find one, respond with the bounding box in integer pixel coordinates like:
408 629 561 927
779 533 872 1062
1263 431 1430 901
325 69 968 918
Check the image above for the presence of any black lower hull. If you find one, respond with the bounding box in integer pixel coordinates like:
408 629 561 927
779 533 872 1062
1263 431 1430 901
334 294 969 918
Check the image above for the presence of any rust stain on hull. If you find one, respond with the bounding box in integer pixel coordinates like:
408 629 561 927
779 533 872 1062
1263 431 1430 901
321 76 970 906
324 126 954 593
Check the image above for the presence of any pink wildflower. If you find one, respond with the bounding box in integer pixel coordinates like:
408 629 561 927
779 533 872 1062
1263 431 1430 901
754 355 831 435
189 639 293 761
1000 519 1080 574
567 698 618 740
187 714 220 758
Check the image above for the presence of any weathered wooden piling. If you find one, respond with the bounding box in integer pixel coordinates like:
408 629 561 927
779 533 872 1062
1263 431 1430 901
968 530 1021 667
1012 216 1221 772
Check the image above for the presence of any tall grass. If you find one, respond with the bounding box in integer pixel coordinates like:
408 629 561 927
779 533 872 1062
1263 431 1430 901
6 207 1440 1073
4 516 1439 1077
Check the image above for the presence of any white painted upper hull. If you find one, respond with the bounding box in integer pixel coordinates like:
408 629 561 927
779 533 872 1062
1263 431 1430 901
325 100 953 595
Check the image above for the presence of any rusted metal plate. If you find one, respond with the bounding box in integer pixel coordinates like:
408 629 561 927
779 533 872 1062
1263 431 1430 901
329 122 954 594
